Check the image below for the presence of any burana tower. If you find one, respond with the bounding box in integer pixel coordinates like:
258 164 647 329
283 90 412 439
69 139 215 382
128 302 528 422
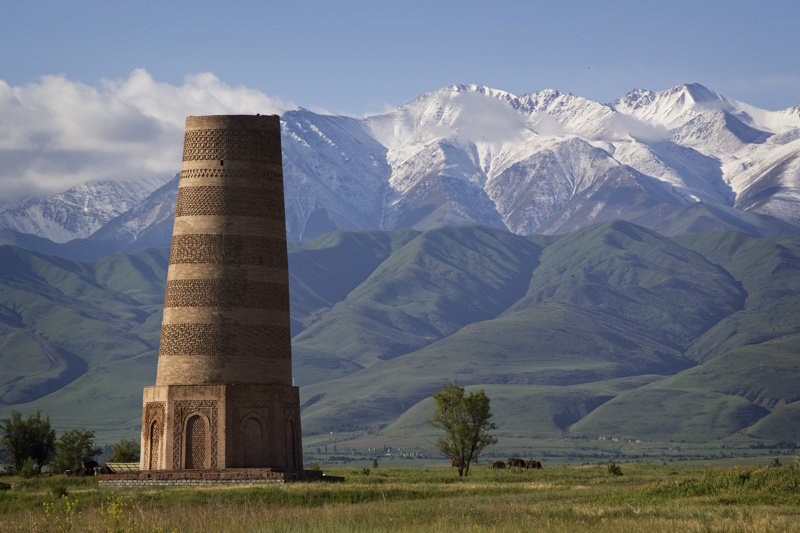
139 115 302 474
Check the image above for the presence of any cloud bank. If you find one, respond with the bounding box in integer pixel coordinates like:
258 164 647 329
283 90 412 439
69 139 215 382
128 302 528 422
0 69 295 202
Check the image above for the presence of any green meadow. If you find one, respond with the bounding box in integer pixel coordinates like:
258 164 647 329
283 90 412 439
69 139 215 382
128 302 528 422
2 464 799 532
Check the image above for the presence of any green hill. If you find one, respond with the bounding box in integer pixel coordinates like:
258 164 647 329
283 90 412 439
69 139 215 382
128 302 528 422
0 222 798 447
292 225 543 377
0 246 166 437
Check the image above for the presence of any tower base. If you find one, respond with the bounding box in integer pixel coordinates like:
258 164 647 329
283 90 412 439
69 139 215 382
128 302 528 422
140 383 302 471
97 468 341 487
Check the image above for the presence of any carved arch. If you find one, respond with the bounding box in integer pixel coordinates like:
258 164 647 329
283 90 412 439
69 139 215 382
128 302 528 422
183 412 211 469
239 413 267 468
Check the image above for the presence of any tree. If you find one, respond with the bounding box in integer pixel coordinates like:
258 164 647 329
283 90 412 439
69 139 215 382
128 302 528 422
0 410 56 473
52 429 102 473
107 437 140 463
428 381 497 477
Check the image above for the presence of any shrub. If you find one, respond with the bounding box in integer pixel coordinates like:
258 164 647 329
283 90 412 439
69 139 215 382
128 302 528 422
51 485 68 498
19 457 39 478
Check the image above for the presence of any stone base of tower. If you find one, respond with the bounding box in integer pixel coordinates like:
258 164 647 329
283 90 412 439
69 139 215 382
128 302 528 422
97 468 340 487
140 383 302 472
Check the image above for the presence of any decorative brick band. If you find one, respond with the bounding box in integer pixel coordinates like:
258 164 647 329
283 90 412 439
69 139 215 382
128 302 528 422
159 324 292 357
168 234 287 266
180 168 283 183
164 279 289 309
182 129 282 163
175 186 285 219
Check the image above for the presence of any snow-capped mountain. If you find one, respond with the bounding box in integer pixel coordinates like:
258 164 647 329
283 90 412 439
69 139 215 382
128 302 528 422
0 176 171 243
276 82 799 240
3 83 799 250
89 175 179 248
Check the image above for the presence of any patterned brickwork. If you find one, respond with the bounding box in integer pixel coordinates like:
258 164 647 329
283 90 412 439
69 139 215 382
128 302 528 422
164 279 289 309
159 324 291 357
182 129 282 164
142 402 165 470
180 168 283 183
168 234 287 266
185 415 207 469
175 186 285 219
172 400 218 469
149 420 162 470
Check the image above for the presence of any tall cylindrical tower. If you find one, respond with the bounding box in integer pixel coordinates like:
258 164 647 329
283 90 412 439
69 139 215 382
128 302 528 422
140 115 302 472
157 115 292 386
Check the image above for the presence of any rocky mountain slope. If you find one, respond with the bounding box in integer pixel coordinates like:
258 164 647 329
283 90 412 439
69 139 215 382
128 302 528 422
1 83 798 253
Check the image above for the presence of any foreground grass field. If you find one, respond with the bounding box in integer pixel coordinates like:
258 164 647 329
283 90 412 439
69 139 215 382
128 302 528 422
2 464 799 532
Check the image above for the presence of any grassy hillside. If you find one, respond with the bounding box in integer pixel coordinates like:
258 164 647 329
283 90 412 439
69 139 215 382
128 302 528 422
0 223 798 448
0 246 167 436
292 225 543 373
676 231 800 362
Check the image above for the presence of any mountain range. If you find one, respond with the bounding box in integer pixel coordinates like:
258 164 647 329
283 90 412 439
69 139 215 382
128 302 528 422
1 221 798 446
0 83 799 449
1 83 799 258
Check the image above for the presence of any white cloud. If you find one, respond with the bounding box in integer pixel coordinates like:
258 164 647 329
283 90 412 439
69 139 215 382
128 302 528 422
0 69 295 202
602 113 670 142
450 91 527 143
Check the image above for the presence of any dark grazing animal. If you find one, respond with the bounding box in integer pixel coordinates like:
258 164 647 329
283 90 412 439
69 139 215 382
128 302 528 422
507 457 526 469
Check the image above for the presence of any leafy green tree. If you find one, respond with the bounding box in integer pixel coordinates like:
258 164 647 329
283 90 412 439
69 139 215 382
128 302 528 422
107 437 140 463
0 410 56 473
52 429 102 473
428 381 497 477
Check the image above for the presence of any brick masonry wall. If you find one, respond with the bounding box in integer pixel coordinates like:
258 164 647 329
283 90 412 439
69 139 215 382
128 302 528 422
98 469 331 487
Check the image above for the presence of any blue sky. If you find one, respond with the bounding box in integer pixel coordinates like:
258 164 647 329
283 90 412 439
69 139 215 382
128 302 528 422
1 0 799 201
3 0 799 115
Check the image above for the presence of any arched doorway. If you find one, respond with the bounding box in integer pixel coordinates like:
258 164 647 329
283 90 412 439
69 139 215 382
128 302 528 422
242 416 263 468
184 414 208 469
148 419 162 470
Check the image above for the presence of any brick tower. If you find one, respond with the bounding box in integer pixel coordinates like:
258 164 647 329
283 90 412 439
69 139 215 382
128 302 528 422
140 115 302 473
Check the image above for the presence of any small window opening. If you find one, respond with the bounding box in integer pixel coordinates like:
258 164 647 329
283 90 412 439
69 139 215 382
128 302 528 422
220 160 224 166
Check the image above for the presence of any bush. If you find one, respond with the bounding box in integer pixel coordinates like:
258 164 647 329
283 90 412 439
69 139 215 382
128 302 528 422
608 460 623 476
51 485 68 498
19 457 39 478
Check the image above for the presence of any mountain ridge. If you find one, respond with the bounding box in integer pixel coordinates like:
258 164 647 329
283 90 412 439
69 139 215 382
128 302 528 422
3 221 798 445
2 83 798 255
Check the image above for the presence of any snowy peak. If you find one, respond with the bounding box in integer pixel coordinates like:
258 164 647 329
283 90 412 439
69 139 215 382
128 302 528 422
4 82 800 250
611 83 733 129
364 84 527 149
672 109 771 155
0 177 170 243
444 84 518 103
681 83 727 105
